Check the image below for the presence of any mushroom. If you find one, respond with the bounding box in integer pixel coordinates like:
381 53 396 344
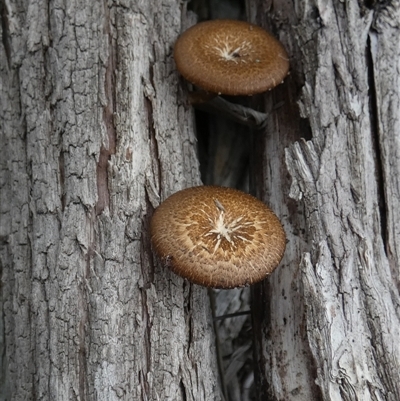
150 186 286 289
174 19 289 96
174 19 289 129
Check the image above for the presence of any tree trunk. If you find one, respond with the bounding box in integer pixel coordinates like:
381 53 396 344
250 0 400 400
3 0 400 400
0 1 221 400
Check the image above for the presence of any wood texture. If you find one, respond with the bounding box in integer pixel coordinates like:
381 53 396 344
370 3 400 288
250 0 400 400
0 1 221 400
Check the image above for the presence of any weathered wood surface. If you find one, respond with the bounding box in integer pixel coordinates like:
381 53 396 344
3 0 400 400
251 0 400 400
0 1 221 400
370 3 400 287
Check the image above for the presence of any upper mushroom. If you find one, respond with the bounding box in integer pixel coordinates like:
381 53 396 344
150 186 286 289
174 19 289 96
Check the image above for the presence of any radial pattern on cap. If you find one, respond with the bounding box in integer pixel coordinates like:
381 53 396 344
174 19 289 96
150 186 286 288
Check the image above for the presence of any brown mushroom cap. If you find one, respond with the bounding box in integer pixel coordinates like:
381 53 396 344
174 19 289 96
150 186 286 289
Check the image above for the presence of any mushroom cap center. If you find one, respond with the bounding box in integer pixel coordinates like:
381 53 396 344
210 37 253 63
204 199 254 254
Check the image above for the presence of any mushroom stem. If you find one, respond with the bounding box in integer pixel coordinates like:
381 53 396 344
193 95 269 130
213 310 251 321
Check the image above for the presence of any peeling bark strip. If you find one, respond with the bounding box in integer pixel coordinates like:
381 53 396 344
250 0 400 400
0 1 221 400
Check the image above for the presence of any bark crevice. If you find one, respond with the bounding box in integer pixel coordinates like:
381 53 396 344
366 34 388 255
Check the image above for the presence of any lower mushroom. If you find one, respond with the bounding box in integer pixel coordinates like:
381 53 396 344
150 186 286 289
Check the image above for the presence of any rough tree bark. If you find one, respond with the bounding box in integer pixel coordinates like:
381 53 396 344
0 1 221 400
250 0 400 400
2 0 400 400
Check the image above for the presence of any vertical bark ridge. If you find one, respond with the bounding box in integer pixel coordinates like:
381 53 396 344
369 1 400 288
0 0 11 67
1 1 221 400
96 1 117 217
249 0 400 399
283 1 400 400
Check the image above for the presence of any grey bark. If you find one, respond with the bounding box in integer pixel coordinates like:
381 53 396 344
0 1 221 400
250 0 400 400
3 0 400 400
